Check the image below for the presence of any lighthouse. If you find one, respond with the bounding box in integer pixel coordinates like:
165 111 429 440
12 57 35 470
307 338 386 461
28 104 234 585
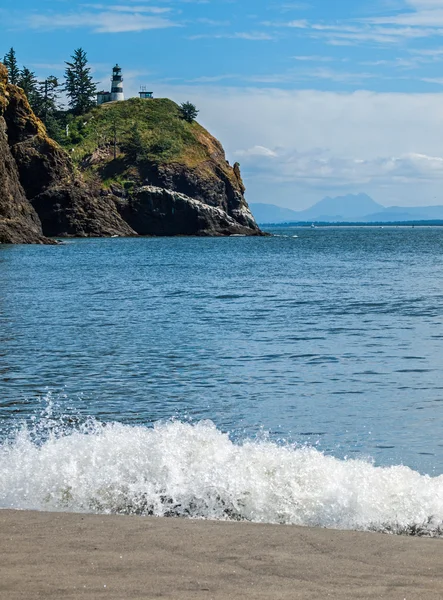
110 64 124 102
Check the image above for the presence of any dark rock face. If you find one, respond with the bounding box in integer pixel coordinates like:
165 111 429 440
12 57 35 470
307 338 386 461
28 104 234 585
0 64 48 244
32 185 136 238
0 62 134 241
140 161 260 235
118 186 260 236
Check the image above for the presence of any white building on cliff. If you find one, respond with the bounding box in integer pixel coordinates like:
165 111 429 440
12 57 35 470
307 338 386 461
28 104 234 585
97 64 124 105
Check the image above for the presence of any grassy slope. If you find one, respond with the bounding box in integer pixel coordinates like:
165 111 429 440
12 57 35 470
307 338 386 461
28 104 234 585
62 98 237 190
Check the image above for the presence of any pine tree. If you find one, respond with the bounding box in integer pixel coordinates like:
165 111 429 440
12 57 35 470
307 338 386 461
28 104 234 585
124 124 146 163
34 76 60 122
64 48 97 115
37 76 65 141
17 67 39 107
179 101 199 123
3 47 20 85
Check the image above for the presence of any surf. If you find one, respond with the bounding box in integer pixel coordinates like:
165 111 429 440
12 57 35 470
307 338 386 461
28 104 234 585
1 418 443 536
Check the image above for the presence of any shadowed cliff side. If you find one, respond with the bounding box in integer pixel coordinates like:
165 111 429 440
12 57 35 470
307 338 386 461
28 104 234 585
0 63 48 244
0 64 135 239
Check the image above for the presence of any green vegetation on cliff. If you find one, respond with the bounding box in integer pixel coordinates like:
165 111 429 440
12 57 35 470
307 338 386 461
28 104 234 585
61 97 235 187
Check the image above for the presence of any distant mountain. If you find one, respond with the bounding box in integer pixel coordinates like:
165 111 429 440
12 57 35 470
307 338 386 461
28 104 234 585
296 193 384 221
250 194 443 224
248 203 301 224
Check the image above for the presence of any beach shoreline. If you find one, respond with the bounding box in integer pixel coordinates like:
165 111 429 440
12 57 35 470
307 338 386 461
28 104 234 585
1 509 443 599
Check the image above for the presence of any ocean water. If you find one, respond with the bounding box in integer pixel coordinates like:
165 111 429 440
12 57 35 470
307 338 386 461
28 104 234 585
1 226 443 533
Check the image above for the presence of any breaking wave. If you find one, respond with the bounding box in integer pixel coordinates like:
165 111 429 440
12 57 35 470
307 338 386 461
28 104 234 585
1 417 443 536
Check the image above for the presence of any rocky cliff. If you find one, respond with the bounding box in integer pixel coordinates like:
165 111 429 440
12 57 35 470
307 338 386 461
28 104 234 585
0 63 47 244
117 186 258 236
0 63 261 242
0 64 134 240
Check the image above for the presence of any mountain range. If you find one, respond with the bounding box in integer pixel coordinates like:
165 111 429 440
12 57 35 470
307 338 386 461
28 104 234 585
250 194 443 224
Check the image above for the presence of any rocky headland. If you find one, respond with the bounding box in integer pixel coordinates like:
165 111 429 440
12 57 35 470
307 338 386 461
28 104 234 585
0 62 261 243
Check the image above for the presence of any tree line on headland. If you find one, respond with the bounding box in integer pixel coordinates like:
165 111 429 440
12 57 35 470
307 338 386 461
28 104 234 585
3 47 97 142
2 47 199 145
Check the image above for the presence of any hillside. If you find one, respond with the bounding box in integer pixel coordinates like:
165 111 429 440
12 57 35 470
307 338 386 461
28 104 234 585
65 98 236 183
248 203 300 225
60 98 259 235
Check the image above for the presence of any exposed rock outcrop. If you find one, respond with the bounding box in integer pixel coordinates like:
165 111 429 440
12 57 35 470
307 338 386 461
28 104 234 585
2 72 133 238
117 186 259 236
139 163 259 234
0 63 136 241
32 184 136 238
0 64 48 244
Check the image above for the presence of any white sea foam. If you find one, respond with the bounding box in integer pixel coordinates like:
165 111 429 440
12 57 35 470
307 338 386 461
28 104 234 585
1 419 443 535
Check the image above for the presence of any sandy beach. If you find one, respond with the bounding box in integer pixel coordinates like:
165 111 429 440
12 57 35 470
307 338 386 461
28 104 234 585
1 510 442 599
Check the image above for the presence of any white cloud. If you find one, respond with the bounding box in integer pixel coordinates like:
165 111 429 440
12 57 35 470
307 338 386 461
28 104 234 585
235 145 278 157
188 31 275 40
266 18 439 44
293 55 335 62
422 76 443 83
81 4 171 14
368 0 443 26
235 148 443 186
25 11 177 33
189 74 240 82
264 0 443 46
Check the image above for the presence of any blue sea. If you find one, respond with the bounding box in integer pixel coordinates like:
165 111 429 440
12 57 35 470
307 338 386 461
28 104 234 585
1 227 443 533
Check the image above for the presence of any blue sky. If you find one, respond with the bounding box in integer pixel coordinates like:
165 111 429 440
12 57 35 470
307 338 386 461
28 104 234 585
3 0 443 208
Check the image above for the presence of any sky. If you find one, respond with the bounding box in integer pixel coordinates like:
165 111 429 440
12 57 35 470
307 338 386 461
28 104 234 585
3 0 443 208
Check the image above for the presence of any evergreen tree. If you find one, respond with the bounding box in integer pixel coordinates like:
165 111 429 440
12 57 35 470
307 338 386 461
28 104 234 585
64 48 97 115
179 101 199 123
124 124 146 163
17 67 39 107
34 76 60 124
3 47 20 85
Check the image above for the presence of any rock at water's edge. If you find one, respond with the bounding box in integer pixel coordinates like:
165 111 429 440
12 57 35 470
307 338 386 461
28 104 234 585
32 184 136 238
117 186 262 236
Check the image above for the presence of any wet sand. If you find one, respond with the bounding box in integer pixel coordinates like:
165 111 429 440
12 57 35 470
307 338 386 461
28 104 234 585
1 509 443 599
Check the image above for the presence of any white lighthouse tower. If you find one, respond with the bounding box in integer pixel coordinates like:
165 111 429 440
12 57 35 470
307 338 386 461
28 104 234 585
110 64 124 102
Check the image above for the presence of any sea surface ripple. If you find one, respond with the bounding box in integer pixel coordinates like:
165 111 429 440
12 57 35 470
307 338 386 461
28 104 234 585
1 227 443 531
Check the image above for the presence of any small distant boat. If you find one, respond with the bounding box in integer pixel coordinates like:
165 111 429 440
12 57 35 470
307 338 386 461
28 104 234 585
311 223 316 229
230 234 246 237
111 235 119 238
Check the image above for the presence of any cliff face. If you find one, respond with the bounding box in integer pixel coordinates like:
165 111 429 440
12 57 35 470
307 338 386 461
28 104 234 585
117 186 259 236
0 62 135 242
0 64 47 244
0 63 261 242
2 69 134 239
